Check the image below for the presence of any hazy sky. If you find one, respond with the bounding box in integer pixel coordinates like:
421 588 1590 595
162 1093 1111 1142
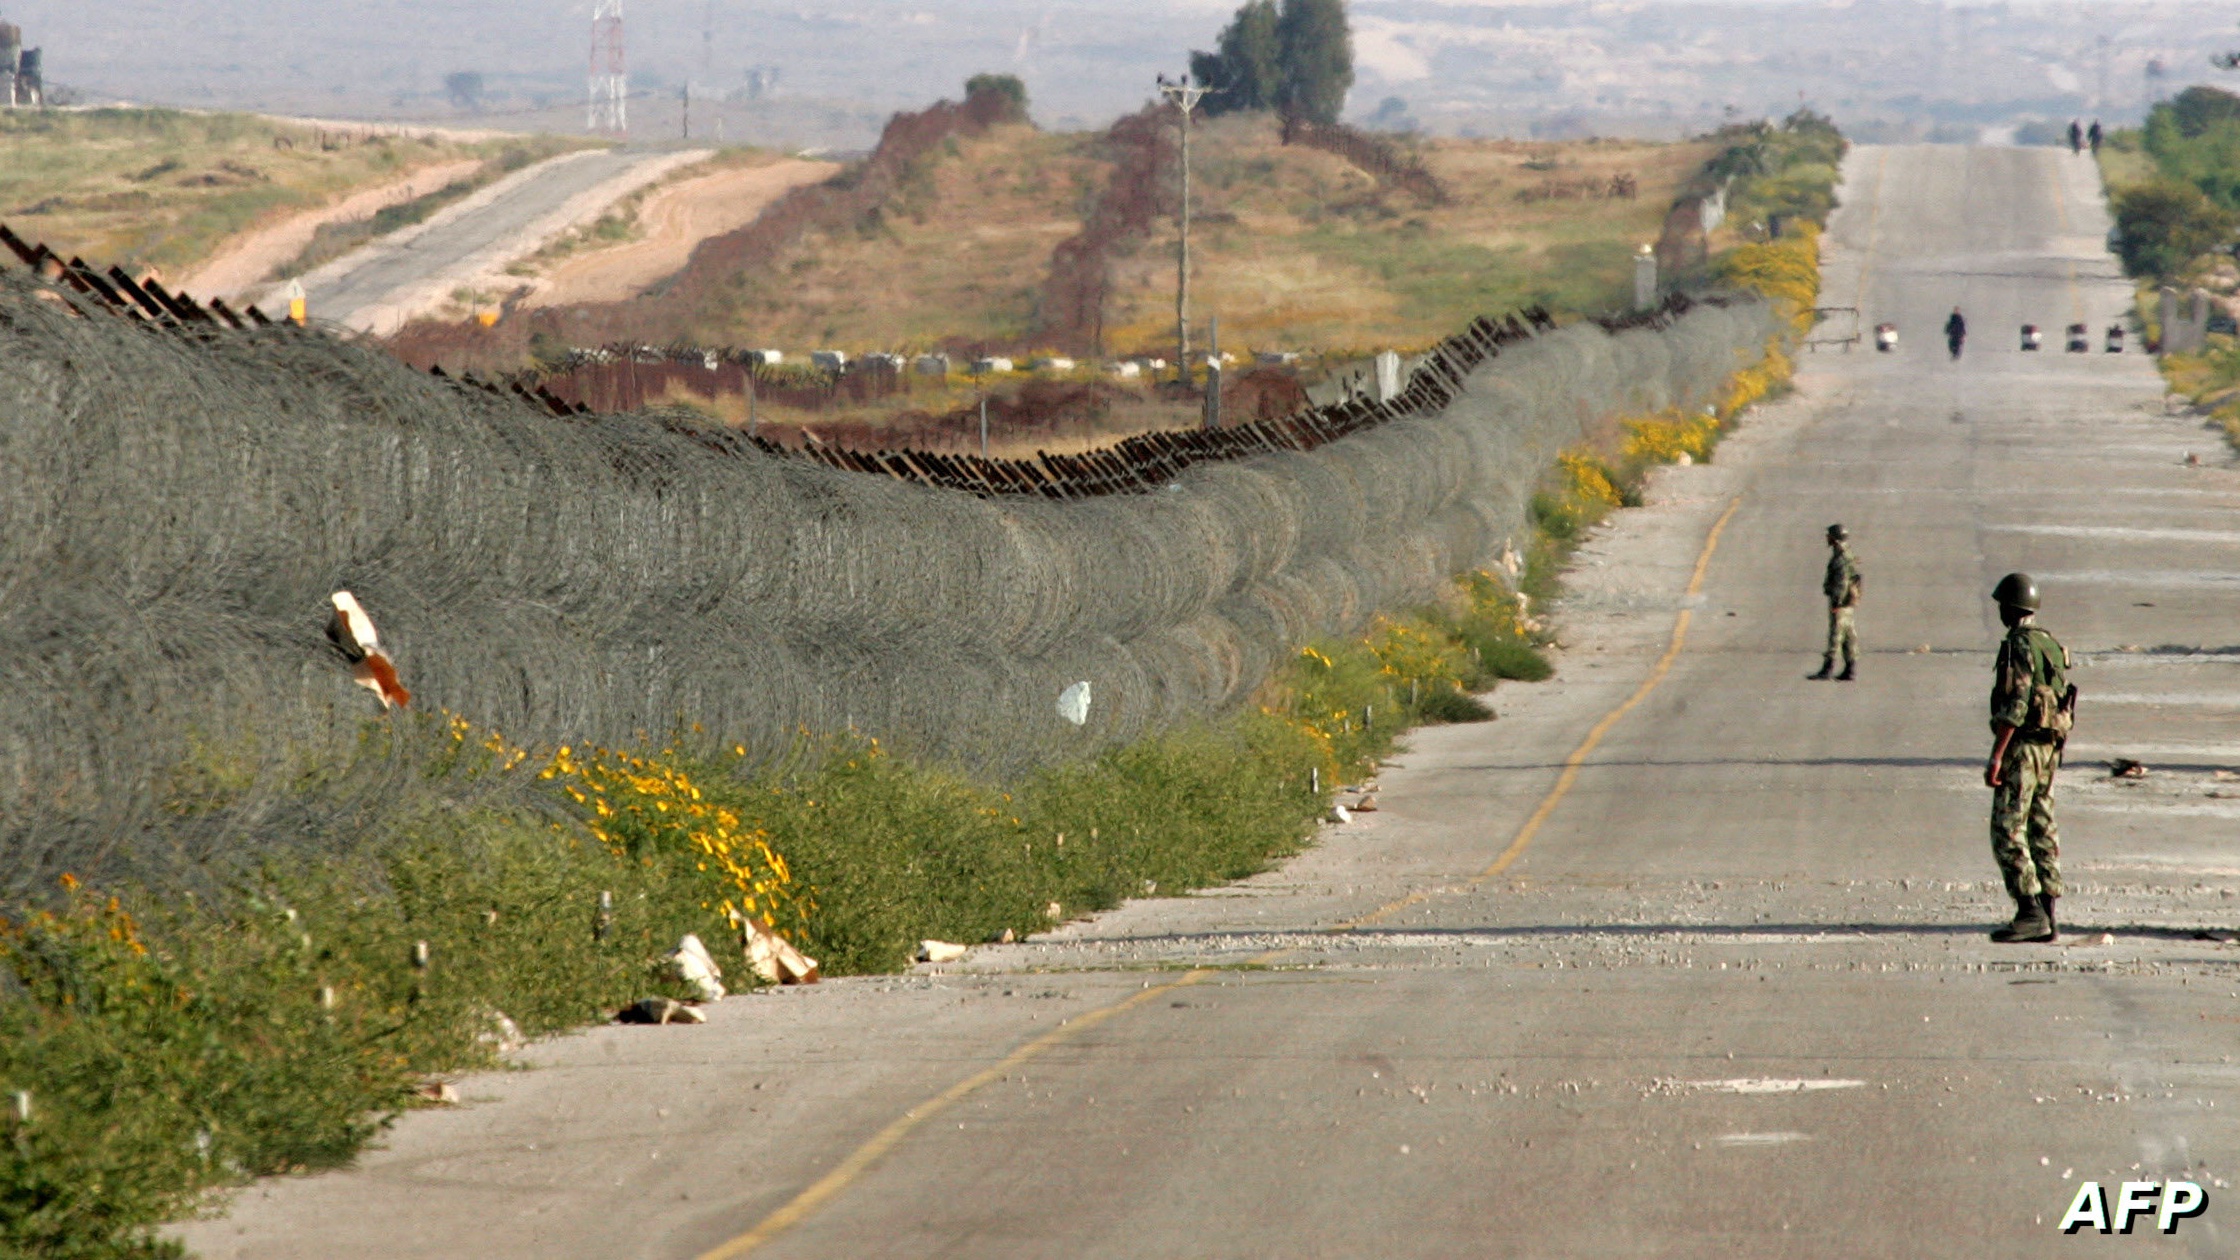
6 0 2240 138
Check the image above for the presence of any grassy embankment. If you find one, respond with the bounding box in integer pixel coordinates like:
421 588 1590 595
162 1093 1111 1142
2096 86 2240 437
0 108 589 284
0 134 1832 1260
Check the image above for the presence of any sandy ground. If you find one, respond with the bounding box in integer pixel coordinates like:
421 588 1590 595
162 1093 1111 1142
523 158 835 307
176 159 485 303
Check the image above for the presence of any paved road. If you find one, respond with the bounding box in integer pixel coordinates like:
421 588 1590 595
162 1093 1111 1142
280 147 700 334
179 145 2240 1258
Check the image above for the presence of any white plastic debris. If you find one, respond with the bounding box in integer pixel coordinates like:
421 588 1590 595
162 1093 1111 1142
1330 804 1353 824
478 1009 525 1054
917 940 970 964
735 913 820 985
418 1081 460 1104
328 590 410 709
1044 901 1064 921
665 933 727 1002
1057 680 1093 726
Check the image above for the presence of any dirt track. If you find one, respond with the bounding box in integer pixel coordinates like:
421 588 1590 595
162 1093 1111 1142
176 159 485 302
524 158 835 307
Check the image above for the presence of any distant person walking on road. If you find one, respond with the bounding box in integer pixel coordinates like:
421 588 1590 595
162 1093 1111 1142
1808 524 1861 681
2088 120 2103 155
1945 308 1967 360
1984 572 2075 943
2067 119 2084 154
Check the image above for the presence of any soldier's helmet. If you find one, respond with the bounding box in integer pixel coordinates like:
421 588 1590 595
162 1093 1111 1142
1826 523 1848 542
1991 572 2039 611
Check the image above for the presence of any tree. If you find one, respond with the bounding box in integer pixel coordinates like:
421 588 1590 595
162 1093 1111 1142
2112 178 2235 280
1189 0 1352 126
1273 0 1352 126
1191 0 1281 117
444 71 485 112
2170 85 2240 139
964 72 1029 122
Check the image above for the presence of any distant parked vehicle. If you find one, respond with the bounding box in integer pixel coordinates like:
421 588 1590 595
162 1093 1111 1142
2020 324 2042 351
2065 323 2090 352
1874 323 1898 352
2104 324 2125 353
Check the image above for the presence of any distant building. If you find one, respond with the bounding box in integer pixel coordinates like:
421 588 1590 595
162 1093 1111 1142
1 24 44 107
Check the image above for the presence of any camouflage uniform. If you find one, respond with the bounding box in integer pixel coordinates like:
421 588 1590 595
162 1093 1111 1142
1822 543 1861 669
1989 620 2069 900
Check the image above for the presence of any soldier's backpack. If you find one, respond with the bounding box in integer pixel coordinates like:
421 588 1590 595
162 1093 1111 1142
2021 627 2075 740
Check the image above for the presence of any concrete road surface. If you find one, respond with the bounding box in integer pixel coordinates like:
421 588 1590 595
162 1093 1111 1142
273 147 704 334
177 145 2240 1258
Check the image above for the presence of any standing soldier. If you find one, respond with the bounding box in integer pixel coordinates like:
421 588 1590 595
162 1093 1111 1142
1808 524 1861 681
1985 572 2075 943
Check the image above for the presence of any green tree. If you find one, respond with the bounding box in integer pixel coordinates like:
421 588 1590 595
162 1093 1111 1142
2170 85 2240 139
1273 0 1353 126
964 73 1029 121
2112 178 2235 280
1190 0 1352 125
1192 0 1281 116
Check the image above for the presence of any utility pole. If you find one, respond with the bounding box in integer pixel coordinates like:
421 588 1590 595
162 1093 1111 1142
682 83 690 140
1157 72 1214 387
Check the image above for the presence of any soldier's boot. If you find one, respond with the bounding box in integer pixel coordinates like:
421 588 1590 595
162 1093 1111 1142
1991 897 2054 943
1807 656 1834 681
1836 661 1856 682
2038 893 2059 941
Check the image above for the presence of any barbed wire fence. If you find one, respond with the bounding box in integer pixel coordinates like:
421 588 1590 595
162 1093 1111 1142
0 230 1775 897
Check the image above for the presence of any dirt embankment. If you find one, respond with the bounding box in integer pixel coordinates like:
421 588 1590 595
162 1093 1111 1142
521 158 835 308
177 160 486 301
1037 107 1174 357
386 87 1025 374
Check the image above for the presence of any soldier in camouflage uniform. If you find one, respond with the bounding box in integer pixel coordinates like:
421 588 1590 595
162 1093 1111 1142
1985 572 2073 943
1808 524 1861 681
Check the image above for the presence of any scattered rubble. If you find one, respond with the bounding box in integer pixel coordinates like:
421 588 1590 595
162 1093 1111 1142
917 940 970 964
665 933 726 1002
737 913 820 984
617 997 705 1025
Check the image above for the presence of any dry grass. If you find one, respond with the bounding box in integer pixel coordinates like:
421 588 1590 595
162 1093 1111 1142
1102 120 1713 356
707 122 1109 351
677 114 1710 361
0 107 591 279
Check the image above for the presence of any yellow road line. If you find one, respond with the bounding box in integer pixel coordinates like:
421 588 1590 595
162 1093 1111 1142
697 969 1214 1259
2046 151 2086 323
699 492 1747 1257
1344 493 1743 928
1853 149 1890 314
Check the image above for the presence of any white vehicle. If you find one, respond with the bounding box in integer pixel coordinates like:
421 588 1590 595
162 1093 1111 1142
1874 323 1898 353
2020 324 2042 351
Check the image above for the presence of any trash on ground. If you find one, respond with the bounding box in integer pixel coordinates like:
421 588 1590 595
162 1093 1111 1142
2108 758 2147 779
479 1009 525 1054
986 927 1016 944
736 913 819 985
618 997 705 1025
666 933 727 1002
1330 804 1353 824
1057 680 1092 726
1044 901 1063 921
917 940 970 964
417 1081 460 1104
327 590 411 710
